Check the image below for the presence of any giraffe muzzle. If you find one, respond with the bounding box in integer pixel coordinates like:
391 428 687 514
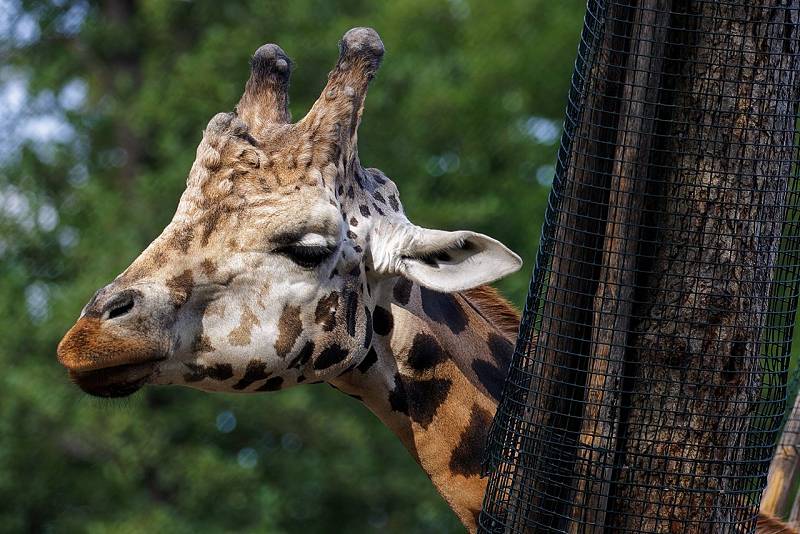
57 315 167 397
57 285 171 397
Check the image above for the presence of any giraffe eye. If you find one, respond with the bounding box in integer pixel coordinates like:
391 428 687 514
276 244 335 269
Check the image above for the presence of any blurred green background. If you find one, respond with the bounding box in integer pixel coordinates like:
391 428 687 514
0 1 584 532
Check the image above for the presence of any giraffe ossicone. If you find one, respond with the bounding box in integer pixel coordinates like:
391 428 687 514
57 27 522 531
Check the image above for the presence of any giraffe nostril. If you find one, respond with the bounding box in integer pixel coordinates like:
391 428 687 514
103 291 138 320
108 300 134 319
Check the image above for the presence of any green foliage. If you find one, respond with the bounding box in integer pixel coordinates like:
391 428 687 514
0 0 584 531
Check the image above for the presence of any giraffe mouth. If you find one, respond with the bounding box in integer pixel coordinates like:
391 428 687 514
68 360 160 398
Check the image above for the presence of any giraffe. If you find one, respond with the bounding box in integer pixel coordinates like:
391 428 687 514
55 27 793 534
57 27 521 531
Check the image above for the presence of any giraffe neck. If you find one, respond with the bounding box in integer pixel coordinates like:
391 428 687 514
331 278 517 532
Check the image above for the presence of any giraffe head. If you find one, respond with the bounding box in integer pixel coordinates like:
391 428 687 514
57 28 521 398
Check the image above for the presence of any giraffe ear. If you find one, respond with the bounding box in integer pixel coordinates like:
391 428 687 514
369 221 522 292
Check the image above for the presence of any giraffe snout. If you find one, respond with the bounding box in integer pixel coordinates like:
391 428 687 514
57 284 171 397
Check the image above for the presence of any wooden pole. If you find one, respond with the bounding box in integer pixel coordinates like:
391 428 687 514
763 393 800 519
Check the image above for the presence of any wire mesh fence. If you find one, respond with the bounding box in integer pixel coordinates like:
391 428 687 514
479 0 800 532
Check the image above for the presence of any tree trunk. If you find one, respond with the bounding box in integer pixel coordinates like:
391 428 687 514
763 393 800 519
480 2 800 532
609 2 800 531
569 2 670 531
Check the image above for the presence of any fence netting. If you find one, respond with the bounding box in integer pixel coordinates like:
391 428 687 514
479 1 800 532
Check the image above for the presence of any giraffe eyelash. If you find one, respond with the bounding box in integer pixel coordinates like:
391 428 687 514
276 244 335 269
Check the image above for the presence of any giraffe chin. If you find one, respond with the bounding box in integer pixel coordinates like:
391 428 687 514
68 361 158 398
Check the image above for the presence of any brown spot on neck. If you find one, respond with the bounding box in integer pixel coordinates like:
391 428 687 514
232 360 270 390
393 276 413 305
275 304 302 357
449 404 492 477
420 287 467 335
314 291 339 331
388 373 452 429
407 332 448 372
183 362 233 382
228 306 260 346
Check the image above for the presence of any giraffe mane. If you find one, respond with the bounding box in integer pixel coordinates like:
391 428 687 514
462 285 520 339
